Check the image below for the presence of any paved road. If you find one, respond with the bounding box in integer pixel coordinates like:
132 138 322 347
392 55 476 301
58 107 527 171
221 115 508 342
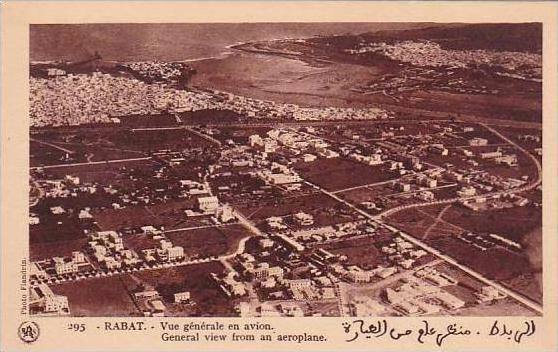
31 138 75 154
163 222 236 234
332 178 403 195
234 208 264 236
221 236 251 261
84 119 467 135
30 157 152 170
184 127 222 146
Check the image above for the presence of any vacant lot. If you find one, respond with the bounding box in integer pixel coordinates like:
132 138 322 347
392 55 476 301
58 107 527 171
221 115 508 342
135 262 236 316
51 275 140 317
239 192 361 230
30 238 88 261
166 224 251 258
123 233 162 252
239 193 339 220
337 184 396 203
385 208 437 239
438 205 541 243
428 236 531 282
294 158 399 191
30 140 70 167
93 199 209 231
43 159 158 187
320 237 385 269
29 217 96 244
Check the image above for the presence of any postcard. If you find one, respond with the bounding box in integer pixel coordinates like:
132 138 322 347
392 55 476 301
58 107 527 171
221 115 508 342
1 1 557 351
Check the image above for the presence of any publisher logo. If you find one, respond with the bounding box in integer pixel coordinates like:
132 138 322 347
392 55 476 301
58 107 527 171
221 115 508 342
18 321 40 344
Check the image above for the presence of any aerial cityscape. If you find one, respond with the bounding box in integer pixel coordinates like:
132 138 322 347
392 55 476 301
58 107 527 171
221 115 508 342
28 23 542 318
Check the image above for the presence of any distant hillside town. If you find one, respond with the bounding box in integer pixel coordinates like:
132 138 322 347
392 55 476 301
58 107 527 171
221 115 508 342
30 62 389 127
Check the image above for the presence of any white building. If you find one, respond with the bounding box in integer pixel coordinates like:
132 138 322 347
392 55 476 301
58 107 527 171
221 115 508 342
174 291 191 303
53 257 78 275
216 204 236 223
31 284 70 315
302 154 317 162
293 212 314 226
197 196 219 213
286 279 312 290
469 137 488 146
167 246 185 261
248 134 264 147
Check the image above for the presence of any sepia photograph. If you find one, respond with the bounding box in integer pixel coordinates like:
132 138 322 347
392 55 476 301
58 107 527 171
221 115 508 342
27 21 544 319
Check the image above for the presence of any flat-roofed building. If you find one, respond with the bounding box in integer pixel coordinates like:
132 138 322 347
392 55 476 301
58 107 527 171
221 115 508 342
197 196 219 213
174 291 191 303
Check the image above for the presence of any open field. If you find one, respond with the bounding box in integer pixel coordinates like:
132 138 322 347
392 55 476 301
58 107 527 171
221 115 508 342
134 262 236 316
294 158 399 191
240 192 341 220
433 205 541 243
399 203 542 243
113 128 216 150
238 192 362 230
30 238 89 261
30 140 70 167
427 237 531 281
30 126 219 167
93 199 211 231
30 137 146 167
385 208 438 239
337 184 396 203
123 233 162 252
33 127 215 153
29 217 96 244
319 237 384 269
165 224 251 258
40 159 158 185
50 275 141 317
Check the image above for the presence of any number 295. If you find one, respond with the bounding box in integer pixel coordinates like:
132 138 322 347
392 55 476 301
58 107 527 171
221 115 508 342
68 323 86 332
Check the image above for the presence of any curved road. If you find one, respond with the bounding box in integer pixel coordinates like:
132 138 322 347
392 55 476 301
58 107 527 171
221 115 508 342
376 123 542 219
